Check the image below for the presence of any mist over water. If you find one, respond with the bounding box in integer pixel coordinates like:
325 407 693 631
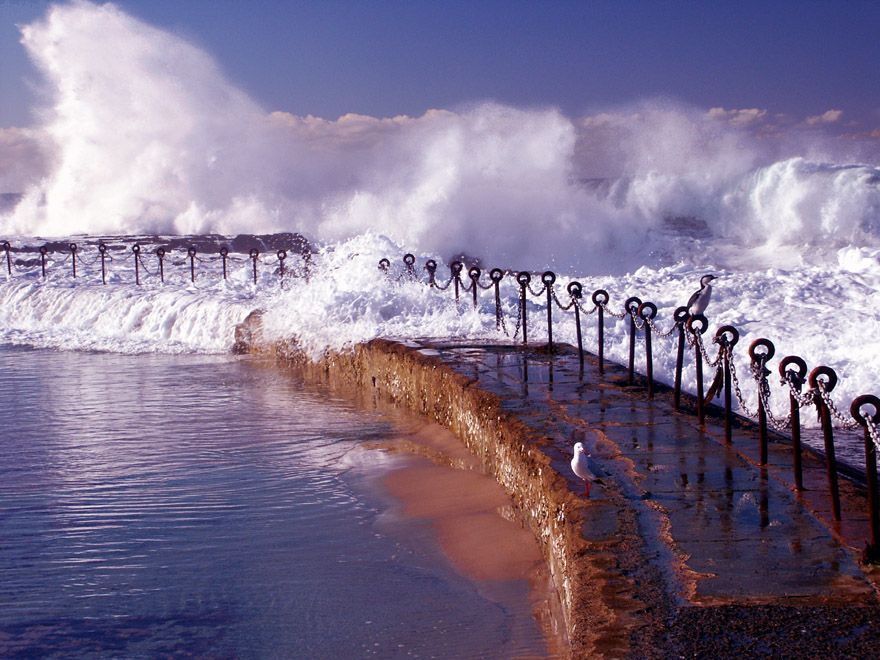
1 1 878 273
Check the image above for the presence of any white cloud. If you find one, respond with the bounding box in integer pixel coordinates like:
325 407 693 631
805 109 843 125
707 107 768 126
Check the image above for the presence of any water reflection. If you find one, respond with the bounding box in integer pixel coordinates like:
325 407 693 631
0 346 547 657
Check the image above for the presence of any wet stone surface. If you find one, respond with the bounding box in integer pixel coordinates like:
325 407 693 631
413 340 880 654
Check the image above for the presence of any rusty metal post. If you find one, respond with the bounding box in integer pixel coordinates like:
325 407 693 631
625 296 642 385
39 245 48 279
451 262 463 301
592 290 608 375
132 244 141 285
780 356 808 490
302 250 312 283
491 268 504 330
277 250 286 280
715 326 740 444
99 242 107 285
188 246 197 283
404 253 416 279
638 302 658 398
69 243 77 278
543 271 556 350
852 395 880 559
810 366 841 521
156 247 166 283
425 259 437 287
517 271 530 345
688 314 709 423
220 247 228 280
749 338 775 464
469 266 481 310
568 282 584 368
673 307 689 411
2 241 10 276
250 249 259 284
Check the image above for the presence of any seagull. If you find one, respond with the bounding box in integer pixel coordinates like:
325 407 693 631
571 442 598 497
686 274 717 316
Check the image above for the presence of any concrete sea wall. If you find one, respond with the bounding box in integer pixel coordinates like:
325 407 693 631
236 316 595 654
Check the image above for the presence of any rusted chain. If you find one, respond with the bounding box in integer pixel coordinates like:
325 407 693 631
600 301 628 320
817 380 861 430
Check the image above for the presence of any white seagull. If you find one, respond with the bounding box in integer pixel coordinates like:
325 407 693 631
686 274 717 316
571 442 597 497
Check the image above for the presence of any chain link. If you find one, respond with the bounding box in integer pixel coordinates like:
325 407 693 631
574 298 598 315
599 302 627 320
526 281 546 298
816 380 861 430
645 316 679 338
550 288 576 311
867 417 880 454
693 332 724 367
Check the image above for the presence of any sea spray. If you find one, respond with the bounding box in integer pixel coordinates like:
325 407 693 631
3 2 879 272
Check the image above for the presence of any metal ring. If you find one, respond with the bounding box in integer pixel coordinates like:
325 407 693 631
39 245 48 255
403 253 415 266
808 365 838 392
425 259 437 273
673 306 690 324
715 325 740 347
378 258 390 270
567 281 583 298
624 296 642 314
250 248 259 259
1 241 9 250
188 246 197 257
541 271 556 286
516 271 531 286
851 394 880 426
468 266 481 280
779 355 808 381
489 268 504 282
451 261 464 274
156 247 165 258
219 247 228 257
98 243 107 254
687 314 708 335
69 243 77 253
277 250 287 261
748 337 774 362
132 244 140 254
592 289 609 305
637 301 658 320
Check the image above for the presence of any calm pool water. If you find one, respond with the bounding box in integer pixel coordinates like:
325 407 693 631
0 345 547 657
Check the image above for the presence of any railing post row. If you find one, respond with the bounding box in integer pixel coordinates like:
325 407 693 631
639 302 658 398
568 282 584 369
811 366 841 521
517 272 530 345
592 290 608 375
780 356 808 490
851 395 880 559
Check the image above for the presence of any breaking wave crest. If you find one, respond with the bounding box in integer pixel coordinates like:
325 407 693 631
1 2 877 273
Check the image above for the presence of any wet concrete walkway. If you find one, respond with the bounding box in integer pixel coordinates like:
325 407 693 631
409 340 880 655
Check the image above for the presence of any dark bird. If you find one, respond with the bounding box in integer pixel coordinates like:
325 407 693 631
686 274 716 316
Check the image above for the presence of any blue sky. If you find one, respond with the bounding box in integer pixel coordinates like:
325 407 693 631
2 0 879 128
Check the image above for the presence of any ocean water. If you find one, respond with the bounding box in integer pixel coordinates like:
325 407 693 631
0 345 549 657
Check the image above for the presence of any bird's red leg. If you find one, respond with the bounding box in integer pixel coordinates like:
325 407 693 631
584 480 591 497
